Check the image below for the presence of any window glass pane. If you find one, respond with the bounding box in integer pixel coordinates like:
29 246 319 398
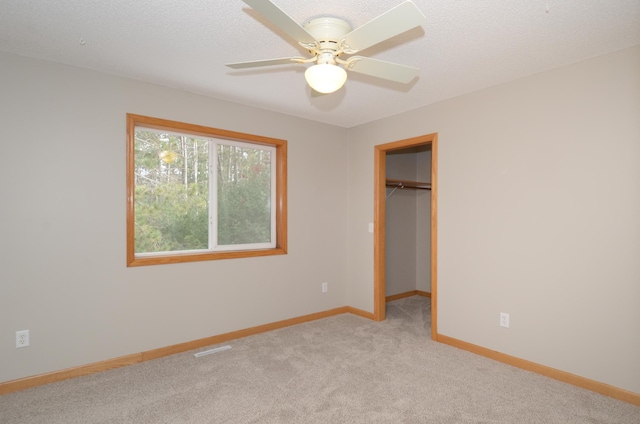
134 128 209 253
217 143 272 246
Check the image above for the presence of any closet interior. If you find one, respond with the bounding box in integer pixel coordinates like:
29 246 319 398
385 144 432 297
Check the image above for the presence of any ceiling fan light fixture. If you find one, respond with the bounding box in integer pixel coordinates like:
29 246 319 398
305 63 347 94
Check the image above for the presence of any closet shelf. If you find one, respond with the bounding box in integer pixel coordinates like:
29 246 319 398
385 179 431 190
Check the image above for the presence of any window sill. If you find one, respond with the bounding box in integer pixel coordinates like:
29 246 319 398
127 247 287 267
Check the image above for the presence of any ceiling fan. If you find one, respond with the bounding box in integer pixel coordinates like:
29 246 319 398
226 0 427 94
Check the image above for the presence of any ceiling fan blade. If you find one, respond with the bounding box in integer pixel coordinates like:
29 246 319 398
341 1 426 53
346 56 420 84
226 57 304 69
242 0 317 46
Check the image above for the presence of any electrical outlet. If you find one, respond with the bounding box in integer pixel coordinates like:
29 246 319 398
499 313 510 328
16 330 29 348
322 282 328 293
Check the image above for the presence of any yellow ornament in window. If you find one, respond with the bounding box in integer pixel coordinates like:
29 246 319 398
159 150 178 164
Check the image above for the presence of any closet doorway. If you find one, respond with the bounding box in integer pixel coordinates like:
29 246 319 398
373 133 438 339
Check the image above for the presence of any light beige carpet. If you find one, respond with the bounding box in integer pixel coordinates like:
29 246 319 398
1 296 639 423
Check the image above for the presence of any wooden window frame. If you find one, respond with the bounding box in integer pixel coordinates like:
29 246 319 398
126 114 287 267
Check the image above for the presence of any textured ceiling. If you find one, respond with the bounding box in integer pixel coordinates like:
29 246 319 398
2 0 640 128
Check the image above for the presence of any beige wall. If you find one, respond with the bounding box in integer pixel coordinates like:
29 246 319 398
347 45 640 393
2 44 639 396
0 52 350 383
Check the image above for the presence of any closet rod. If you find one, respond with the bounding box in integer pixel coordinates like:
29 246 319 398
385 179 431 190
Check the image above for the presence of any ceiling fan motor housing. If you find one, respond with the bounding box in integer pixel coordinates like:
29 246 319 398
303 17 352 56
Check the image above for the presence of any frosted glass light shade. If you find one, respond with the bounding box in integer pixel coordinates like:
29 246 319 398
305 64 347 94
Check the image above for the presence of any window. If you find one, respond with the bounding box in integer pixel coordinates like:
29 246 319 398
126 114 287 266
